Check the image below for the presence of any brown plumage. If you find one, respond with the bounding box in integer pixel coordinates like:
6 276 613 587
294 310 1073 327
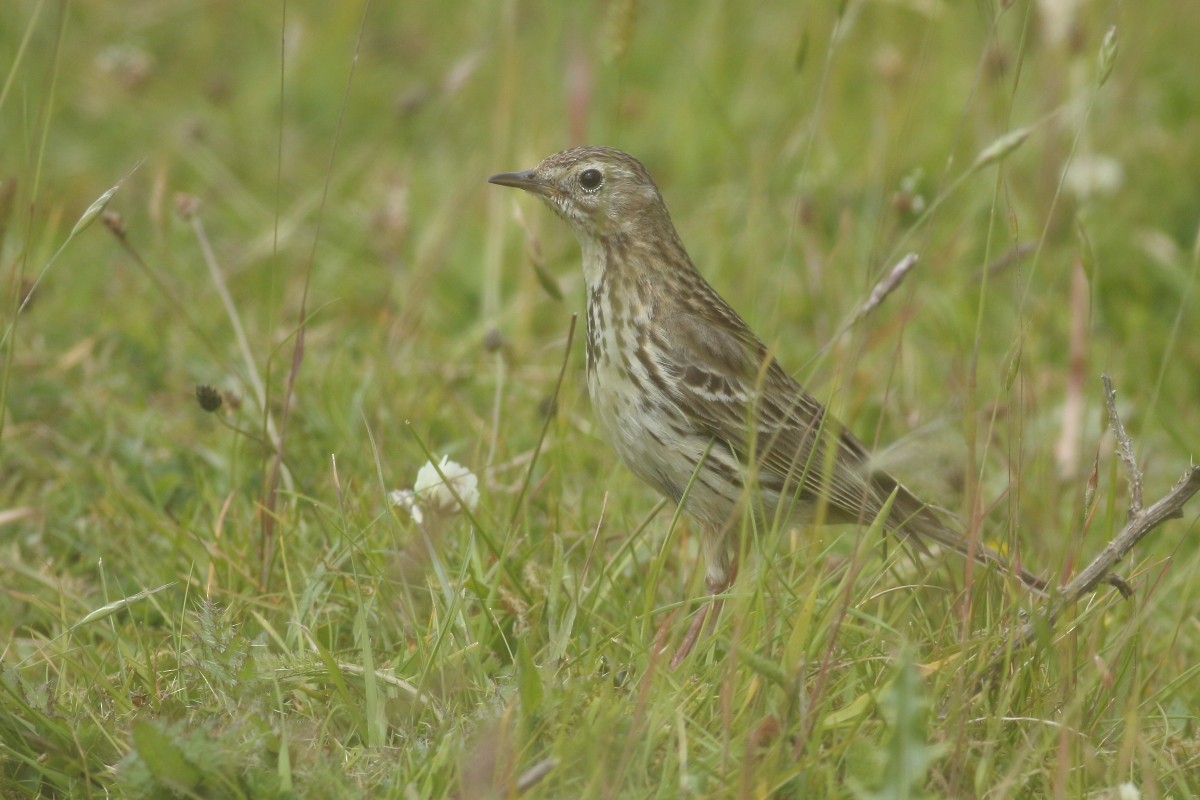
489 146 1045 615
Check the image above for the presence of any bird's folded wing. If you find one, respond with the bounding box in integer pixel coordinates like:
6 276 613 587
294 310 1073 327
652 311 1044 588
652 309 888 524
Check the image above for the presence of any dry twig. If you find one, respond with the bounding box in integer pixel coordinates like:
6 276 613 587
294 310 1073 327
1103 374 1144 515
987 375 1200 672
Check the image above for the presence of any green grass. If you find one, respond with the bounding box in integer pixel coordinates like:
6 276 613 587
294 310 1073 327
3 1 1199 797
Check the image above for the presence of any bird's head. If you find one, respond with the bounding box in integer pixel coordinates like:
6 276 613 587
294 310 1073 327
489 146 668 240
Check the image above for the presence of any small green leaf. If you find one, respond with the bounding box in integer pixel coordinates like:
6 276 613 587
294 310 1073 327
69 181 121 238
1097 26 1118 88
132 721 201 792
1003 335 1024 393
970 126 1032 173
70 582 174 630
356 602 386 748
871 651 944 800
736 645 788 688
822 687 876 729
517 638 544 714
784 578 820 672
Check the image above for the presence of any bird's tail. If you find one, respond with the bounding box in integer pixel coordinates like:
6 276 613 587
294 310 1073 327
887 486 1048 597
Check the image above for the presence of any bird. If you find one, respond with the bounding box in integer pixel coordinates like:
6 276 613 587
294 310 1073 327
489 146 1046 662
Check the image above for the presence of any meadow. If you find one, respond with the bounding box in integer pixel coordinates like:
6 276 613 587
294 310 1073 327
2 1 1199 797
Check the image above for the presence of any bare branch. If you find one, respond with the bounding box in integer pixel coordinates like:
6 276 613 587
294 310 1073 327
989 464 1200 670
1062 466 1198 598
983 376 1200 676
1102 374 1143 515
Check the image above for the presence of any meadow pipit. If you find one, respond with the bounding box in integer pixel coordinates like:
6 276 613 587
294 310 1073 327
490 147 1045 658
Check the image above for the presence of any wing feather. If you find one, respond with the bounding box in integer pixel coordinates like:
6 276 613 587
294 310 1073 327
649 306 1046 591
652 309 891 527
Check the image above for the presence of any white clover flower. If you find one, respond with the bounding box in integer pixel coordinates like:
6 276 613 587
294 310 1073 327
1063 153 1124 201
1038 0 1082 48
1116 782 1140 800
390 455 479 525
414 455 479 514
388 489 423 525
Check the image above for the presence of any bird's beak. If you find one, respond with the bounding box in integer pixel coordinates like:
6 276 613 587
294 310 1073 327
487 168 546 195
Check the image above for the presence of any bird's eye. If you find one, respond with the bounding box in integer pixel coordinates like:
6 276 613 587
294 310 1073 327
578 168 603 191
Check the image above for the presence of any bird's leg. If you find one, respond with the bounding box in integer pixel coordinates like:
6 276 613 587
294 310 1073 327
670 565 735 670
